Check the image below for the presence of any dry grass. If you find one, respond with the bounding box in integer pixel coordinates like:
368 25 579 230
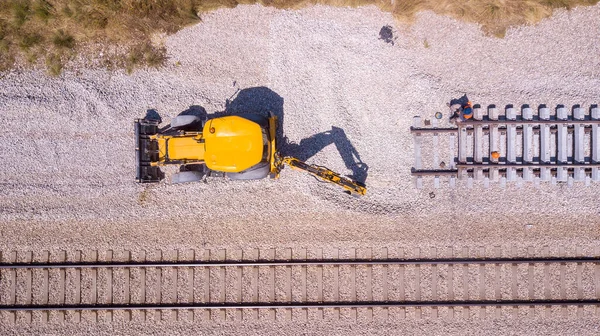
0 0 597 75
282 0 599 36
0 0 199 75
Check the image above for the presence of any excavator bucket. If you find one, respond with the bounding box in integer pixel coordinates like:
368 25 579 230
134 119 164 183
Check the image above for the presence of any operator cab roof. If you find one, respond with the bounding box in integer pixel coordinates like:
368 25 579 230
203 116 264 173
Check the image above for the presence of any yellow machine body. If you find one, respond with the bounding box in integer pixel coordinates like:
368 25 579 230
268 114 278 176
203 116 264 172
136 112 366 195
155 134 205 162
150 115 268 173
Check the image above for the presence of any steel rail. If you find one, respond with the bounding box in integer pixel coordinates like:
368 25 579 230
463 119 600 125
456 163 600 169
411 125 597 134
411 169 459 176
1 300 599 311
411 163 600 176
1 257 599 269
411 127 459 134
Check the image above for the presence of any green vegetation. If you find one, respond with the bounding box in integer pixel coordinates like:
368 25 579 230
52 30 74 49
0 0 597 75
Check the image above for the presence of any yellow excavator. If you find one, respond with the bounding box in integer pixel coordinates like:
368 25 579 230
135 112 367 196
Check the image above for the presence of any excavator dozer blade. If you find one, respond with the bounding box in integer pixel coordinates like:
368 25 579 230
135 119 164 183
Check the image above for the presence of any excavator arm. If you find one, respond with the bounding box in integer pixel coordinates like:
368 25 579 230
275 155 367 196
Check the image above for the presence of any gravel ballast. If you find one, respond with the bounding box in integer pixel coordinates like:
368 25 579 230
1 4 599 251
1 3 600 332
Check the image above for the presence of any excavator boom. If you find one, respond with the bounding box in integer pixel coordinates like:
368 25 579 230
277 156 367 196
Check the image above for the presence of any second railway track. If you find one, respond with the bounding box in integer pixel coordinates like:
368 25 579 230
1 248 600 323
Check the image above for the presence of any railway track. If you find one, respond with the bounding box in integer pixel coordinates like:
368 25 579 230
1 248 600 322
411 104 600 188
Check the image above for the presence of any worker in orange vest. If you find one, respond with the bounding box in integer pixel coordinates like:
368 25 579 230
462 101 473 120
449 101 474 122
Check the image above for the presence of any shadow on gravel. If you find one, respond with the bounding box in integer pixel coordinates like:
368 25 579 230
285 127 369 184
225 86 286 144
225 86 368 184
144 109 162 123
379 25 394 45
449 94 469 107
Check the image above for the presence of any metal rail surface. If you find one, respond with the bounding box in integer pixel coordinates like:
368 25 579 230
2 300 599 311
411 104 600 188
1 256 600 268
1 251 599 321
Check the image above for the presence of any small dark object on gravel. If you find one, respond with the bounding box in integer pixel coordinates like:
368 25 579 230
379 25 394 45
429 192 435 199
144 109 162 123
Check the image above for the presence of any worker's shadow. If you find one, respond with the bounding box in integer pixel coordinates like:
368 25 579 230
225 86 368 184
449 94 470 107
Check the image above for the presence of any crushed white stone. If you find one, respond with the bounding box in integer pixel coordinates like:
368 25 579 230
1 4 600 331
